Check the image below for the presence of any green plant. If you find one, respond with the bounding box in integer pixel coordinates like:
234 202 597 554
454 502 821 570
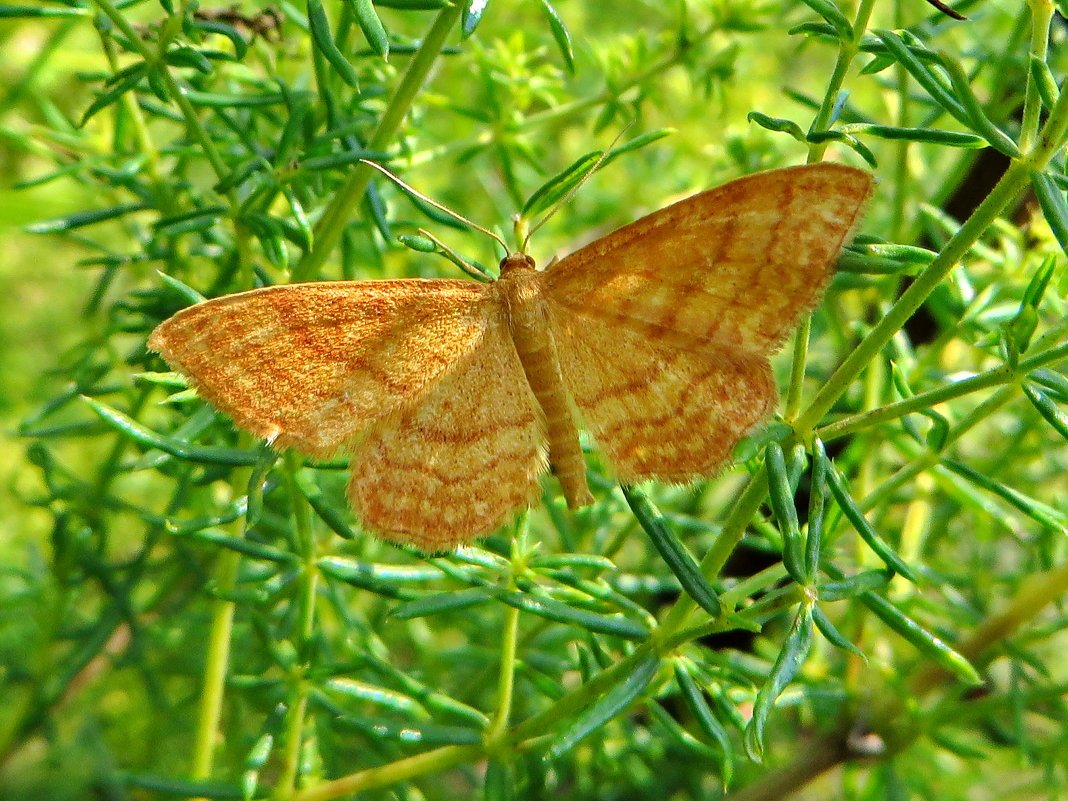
2 0 1067 799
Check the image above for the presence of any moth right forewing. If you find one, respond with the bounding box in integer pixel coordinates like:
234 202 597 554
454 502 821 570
542 164 874 356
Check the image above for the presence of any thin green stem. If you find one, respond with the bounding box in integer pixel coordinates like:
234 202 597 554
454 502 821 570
1018 0 1055 153
805 0 877 162
486 603 520 744
190 550 241 780
275 452 320 799
293 4 463 282
814 342 1068 442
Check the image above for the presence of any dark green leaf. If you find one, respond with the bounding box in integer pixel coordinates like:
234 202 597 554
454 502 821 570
390 587 495 619
350 0 389 58
811 604 865 659
747 111 806 141
940 458 1068 531
79 67 145 126
799 0 852 40
766 443 806 584
847 124 986 148
522 150 602 219
622 485 720 617
493 588 649 640
317 556 417 600
1023 384 1068 442
548 652 660 758
825 465 918 580
1028 55 1059 110
26 202 150 233
817 569 890 601
806 440 828 580
307 0 361 87
674 662 734 785
81 396 263 465
860 592 982 685
744 603 814 760
539 0 574 73
1031 170 1068 259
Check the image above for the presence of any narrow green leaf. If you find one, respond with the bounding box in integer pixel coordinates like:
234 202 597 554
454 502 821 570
825 465 918 581
622 485 721 617
26 202 150 233
398 233 438 252
333 713 483 745
185 529 295 563
493 588 649 639
156 271 207 305
184 90 288 107
845 124 986 148
817 569 890 601
79 67 145 126
805 440 828 580
539 0 574 73
1024 384 1068 441
811 604 865 659
192 19 249 59
241 732 274 800
674 662 734 785
873 30 967 122
766 444 807 584
81 396 262 465
1028 55 1060 110
165 45 214 73
805 129 877 167
522 150 602 219
600 128 675 168
860 592 982 685
325 678 423 713
940 458 1068 531
350 0 389 58
390 587 495 619
744 603 814 760
548 652 660 759
307 0 361 87
317 556 416 599
1021 253 1056 309
936 53 1020 157
1030 367 1068 401
799 0 852 40
1031 170 1068 258
0 4 86 16
746 111 806 142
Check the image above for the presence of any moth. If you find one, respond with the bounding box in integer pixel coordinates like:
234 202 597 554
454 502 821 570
149 163 873 551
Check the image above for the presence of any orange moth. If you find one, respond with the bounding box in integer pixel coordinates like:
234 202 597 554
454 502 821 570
150 163 873 551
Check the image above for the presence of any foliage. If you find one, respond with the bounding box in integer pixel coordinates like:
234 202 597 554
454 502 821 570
2 0 1068 799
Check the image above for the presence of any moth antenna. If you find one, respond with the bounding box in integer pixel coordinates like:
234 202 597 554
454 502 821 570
416 228 494 281
360 159 510 253
521 122 635 253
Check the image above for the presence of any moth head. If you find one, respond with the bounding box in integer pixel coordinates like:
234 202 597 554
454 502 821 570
499 253 536 276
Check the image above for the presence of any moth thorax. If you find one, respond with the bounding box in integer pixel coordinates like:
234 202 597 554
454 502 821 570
500 253 536 275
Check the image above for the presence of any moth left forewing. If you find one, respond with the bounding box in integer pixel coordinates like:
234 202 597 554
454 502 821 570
149 279 490 458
